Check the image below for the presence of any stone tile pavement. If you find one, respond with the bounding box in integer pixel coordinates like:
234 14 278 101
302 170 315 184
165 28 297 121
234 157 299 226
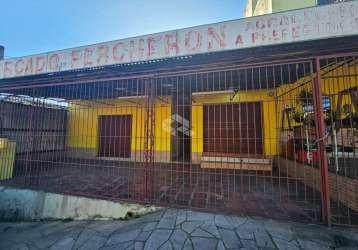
1 208 358 249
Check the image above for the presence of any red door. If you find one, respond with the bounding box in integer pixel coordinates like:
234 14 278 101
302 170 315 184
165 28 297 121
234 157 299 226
98 115 132 158
203 102 263 156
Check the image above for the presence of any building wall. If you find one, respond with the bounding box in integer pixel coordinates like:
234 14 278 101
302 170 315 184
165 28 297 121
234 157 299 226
66 64 358 164
66 91 278 162
244 0 254 18
244 0 316 17
191 90 277 163
0 102 67 154
244 0 272 17
66 98 172 161
254 0 272 16
272 0 316 13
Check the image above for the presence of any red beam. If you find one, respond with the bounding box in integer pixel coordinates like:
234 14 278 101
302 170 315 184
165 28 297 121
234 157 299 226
313 57 331 226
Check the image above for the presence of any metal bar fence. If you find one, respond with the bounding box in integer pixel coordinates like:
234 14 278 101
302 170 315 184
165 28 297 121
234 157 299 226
0 56 357 226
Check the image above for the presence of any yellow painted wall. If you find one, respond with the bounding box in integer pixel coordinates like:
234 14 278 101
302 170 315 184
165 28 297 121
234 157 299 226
66 64 358 160
67 98 172 153
191 90 278 156
154 99 172 152
0 139 15 180
67 91 279 158
322 66 358 113
276 64 358 131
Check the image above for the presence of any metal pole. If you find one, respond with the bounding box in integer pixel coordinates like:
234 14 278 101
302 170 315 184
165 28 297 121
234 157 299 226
0 46 4 60
313 57 331 226
144 78 155 201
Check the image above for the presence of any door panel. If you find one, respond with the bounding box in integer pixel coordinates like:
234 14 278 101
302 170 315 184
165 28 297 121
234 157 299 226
98 115 132 158
203 102 263 156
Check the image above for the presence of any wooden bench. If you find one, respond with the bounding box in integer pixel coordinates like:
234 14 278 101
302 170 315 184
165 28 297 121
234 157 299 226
200 153 272 171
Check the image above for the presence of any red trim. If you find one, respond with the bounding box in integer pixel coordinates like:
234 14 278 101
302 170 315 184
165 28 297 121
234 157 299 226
313 57 331 226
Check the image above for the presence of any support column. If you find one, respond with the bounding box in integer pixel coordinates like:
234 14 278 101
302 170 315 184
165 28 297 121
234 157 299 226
313 57 331 226
171 76 192 162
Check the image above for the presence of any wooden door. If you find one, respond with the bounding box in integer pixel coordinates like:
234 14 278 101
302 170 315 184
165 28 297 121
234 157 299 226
203 102 263 156
98 115 132 158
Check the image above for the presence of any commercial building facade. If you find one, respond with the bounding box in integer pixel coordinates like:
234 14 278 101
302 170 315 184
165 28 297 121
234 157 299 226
244 0 348 17
0 1 358 226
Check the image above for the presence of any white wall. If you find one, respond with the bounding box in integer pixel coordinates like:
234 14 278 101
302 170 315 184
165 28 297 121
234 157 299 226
0 186 159 220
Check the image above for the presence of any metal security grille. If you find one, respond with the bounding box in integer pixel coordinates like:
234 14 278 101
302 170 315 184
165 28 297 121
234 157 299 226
319 55 358 226
203 102 263 155
0 54 357 226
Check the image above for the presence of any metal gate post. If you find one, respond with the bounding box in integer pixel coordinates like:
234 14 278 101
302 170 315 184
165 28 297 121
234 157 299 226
313 57 331 226
144 78 155 201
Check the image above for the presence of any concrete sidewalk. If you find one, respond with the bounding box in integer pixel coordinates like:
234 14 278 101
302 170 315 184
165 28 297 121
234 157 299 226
0 209 358 250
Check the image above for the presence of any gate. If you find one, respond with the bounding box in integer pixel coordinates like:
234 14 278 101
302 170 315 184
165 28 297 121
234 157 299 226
317 55 358 226
0 54 357 226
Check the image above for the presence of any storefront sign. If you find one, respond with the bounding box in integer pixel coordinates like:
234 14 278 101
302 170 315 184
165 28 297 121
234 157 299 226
1 1 358 79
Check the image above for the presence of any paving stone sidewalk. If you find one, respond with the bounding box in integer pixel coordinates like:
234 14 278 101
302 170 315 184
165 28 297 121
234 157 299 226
1 208 358 250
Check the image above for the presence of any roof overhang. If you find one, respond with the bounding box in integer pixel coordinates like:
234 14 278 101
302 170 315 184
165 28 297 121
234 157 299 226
1 1 358 81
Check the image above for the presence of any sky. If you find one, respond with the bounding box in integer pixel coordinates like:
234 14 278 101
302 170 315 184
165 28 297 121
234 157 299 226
0 0 246 59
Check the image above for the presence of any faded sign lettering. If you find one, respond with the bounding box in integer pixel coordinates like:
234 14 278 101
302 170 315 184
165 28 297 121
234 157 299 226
0 1 358 79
